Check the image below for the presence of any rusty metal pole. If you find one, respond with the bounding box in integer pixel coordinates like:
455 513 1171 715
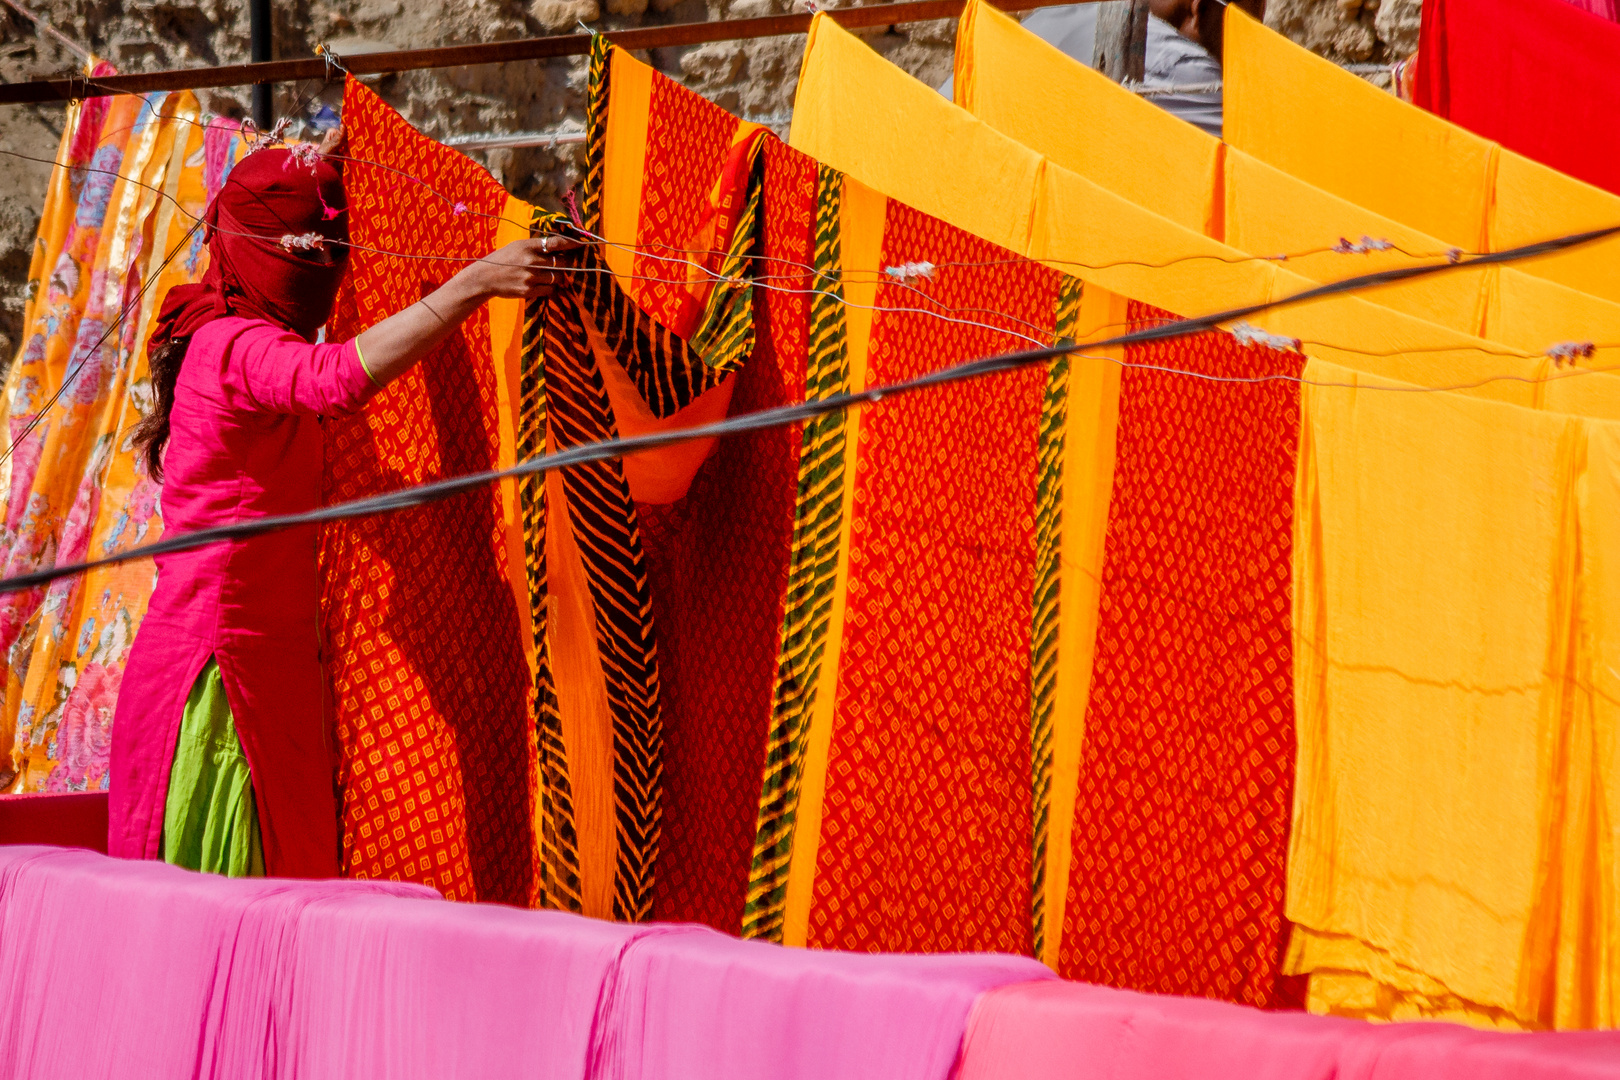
249 0 272 128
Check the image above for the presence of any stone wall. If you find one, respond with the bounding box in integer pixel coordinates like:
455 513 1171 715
0 0 1418 367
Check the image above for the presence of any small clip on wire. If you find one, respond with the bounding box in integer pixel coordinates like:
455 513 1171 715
315 43 351 83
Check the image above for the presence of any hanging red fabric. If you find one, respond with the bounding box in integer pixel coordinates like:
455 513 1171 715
1414 0 1620 196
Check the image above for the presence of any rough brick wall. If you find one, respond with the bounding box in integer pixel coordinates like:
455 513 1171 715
0 0 1419 366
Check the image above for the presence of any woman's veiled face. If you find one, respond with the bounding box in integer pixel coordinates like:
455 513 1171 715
293 243 347 268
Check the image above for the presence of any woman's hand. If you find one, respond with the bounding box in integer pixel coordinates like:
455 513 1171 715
317 124 347 159
462 235 581 301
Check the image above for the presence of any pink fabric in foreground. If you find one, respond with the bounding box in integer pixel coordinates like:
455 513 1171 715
592 927 1053 1080
0 846 1047 1080
277 894 658 1080
0 846 433 1080
956 980 1620 1080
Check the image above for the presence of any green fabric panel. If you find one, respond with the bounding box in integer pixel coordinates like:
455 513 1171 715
162 658 264 877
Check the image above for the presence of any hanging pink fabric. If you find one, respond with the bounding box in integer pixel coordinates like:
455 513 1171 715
1559 0 1617 20
0 845 1045 1080
955 980 1620 1080
274 897 662 1080
0 846 432 1079
1414 0 1620 196
590 928 1053 1080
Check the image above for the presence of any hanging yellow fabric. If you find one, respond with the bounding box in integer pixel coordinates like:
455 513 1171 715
1224 7 1620 313
1222 148 1489 336
1290 357 1583 1029
951 0 1221 238
1575 422 1620 1029
792 12 1039 257
1492 149 1620 313
947 0 1620 402
1222 6 1496 253
794 13 1620 421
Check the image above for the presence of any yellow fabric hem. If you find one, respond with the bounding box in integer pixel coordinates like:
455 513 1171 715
781 173 886 949
601 49 653 292
1040 283 1125 969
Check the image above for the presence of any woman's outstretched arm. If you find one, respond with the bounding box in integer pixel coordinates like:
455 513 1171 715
353 233 578 386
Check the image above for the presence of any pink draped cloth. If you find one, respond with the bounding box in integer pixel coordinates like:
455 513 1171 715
956 981 1620 1080
0 845 1047 1080
278 897 658 1080
1560 0 1617 20
0 845 432 1079
108 318 377 876
591 927 1053 1080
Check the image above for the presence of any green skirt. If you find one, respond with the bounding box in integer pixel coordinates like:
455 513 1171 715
161 658 265 877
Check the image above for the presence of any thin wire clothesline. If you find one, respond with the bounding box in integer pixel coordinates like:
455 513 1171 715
60 67 1485 279
39 104 1487 280
1 103 1613 479
6 302 1620 599
0 124 1503 347
0 144 1600 478
0 135 1527 370
0 125 1593 368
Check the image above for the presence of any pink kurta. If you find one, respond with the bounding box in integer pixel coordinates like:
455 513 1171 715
109 317 377 877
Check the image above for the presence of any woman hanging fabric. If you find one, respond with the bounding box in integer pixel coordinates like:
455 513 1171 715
107 132 576 877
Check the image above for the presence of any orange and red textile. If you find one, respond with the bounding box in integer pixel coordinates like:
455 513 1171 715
320 79 534 903
1057 303 1303 1006
1415 0 1620 197
805 204 1054 956
645 136 816 932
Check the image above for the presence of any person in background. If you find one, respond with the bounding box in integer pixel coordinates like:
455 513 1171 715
109 130 575 878
942 0 1265 138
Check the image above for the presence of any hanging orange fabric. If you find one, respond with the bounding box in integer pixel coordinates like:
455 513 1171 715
1057 303 1304 1007
646 136 818 932
321 79 535 902
805 200 1057 956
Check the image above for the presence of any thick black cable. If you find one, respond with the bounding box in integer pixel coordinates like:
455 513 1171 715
2 218 1617 597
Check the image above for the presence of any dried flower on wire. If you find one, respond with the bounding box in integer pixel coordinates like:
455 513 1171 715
883 261 937 285
278 231 326 252
1229 321 1303 353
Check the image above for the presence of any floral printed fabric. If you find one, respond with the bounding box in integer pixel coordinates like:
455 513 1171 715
0 84 245 792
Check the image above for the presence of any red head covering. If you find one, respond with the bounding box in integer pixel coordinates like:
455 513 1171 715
151 144 349 350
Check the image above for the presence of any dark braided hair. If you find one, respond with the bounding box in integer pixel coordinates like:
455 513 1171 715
129 334 190 483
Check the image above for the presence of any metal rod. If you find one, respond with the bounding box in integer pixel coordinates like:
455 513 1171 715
0 0 92 63
0 0 1089 105
249 0 273 128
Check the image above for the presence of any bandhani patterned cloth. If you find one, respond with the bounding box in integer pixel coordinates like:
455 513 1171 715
321 78 534 903
1057 300 1303 1007
2 88 238 793
510 40 789 922
805 202 1058 956
645 137 817 932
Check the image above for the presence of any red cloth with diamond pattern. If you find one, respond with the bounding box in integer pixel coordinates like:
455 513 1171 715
319 79 534 903
641 106 817 927
1057 301 1303 1007
630 73 739 327
807 203 1054 956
